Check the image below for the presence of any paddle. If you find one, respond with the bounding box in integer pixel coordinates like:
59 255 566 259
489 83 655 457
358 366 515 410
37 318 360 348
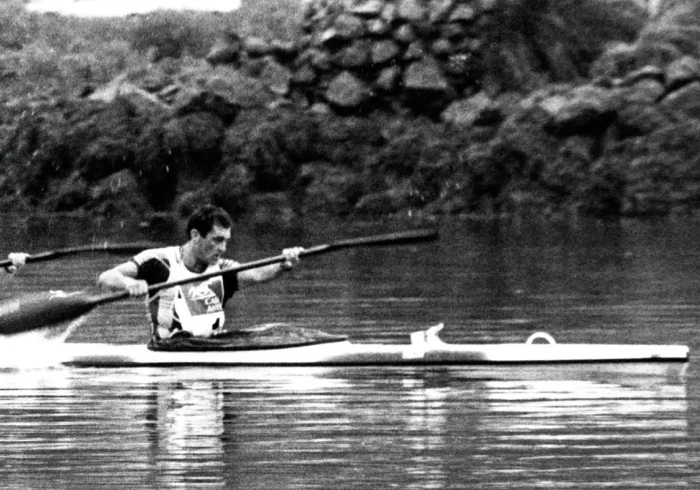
0 228 438 336
0 242 165 268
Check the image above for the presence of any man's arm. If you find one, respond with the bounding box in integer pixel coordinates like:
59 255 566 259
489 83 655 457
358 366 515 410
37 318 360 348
237 247 303 288
98 261 149 296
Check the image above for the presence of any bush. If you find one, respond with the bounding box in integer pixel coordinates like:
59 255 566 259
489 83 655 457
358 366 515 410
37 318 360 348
481 0 645 93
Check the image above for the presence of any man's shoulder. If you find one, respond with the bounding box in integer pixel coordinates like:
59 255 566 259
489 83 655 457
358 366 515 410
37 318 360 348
132 246 178 265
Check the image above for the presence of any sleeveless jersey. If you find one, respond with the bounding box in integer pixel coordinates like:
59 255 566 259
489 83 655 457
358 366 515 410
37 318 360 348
131 247 238 340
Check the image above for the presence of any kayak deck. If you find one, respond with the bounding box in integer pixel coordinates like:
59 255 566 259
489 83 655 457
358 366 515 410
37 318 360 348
60 324 690 369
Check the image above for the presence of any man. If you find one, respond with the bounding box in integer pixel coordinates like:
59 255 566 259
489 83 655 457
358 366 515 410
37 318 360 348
98 205 303 341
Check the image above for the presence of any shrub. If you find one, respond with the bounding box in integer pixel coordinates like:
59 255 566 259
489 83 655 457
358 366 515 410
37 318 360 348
481 0 645 93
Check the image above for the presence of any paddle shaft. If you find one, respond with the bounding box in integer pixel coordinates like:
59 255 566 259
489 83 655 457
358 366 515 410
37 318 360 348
0 228 437 335
0 242 164 268
94 228 439 307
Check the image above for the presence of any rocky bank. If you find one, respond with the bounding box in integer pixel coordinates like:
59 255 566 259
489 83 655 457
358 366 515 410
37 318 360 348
3 0 700 222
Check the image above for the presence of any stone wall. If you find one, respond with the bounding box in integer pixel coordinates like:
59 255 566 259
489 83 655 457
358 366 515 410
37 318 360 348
205 0 645 117
207 0 498 114
293 0 490 111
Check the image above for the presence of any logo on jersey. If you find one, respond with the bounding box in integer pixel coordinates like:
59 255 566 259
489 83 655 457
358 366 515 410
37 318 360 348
188 281 217 301
183 280 224 314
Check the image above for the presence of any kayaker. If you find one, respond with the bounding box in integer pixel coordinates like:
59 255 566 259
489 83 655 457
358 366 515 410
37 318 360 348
97 204 303 341
5 253 27 274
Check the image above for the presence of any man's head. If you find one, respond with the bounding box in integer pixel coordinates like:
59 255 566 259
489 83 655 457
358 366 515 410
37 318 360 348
186 205 233 265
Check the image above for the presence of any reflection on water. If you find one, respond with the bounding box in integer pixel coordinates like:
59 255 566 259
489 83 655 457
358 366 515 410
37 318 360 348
0 367 690 489
0 215 700 487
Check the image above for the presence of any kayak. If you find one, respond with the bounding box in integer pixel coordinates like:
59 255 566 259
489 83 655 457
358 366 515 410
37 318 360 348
58 324 689 374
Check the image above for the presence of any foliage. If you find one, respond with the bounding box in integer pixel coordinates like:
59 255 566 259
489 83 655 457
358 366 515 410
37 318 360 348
480 0 645 93
0 0 304 96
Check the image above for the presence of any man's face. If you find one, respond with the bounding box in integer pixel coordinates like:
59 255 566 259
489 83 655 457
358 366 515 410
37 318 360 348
194 224 231 265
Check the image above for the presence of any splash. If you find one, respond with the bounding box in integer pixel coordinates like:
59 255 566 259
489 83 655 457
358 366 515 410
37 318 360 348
0 317 85 369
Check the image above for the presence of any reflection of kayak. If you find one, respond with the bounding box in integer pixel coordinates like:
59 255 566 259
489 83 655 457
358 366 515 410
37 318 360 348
59 324 689 375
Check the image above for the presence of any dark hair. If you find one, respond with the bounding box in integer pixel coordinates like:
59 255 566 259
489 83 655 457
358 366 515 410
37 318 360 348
186 205 232 238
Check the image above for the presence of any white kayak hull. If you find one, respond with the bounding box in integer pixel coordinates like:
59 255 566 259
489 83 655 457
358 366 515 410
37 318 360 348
58 325 689 374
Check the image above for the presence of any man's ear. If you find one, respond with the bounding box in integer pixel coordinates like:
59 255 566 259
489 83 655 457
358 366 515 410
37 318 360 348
190 229 202 241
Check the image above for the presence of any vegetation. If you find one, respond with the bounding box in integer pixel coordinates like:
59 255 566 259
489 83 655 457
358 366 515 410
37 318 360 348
4 0 700 221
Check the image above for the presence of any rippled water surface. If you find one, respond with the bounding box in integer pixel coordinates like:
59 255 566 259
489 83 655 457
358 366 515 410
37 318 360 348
1 215 700 489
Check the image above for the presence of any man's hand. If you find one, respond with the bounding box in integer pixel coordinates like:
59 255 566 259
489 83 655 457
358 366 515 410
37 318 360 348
281 247 304 271
125 278 149 297
6 252 28 274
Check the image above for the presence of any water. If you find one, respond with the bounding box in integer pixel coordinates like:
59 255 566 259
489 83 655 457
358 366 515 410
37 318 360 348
0 215 699 489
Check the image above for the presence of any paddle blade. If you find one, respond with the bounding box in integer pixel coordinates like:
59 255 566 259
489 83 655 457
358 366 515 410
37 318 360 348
0 292 100 336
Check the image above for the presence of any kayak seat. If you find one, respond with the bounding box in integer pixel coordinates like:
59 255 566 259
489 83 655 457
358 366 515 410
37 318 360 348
147 323 348 352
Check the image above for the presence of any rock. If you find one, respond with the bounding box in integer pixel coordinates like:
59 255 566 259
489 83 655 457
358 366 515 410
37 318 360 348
350 0 384 17
431 38 453 57
269 39 299 62
334 13 367 39
325 71 372 108
623 79 665 104
397 0 427 21
334 40 371 68
320 28 342 46
375 65 402 92
393 24 417 44
666 55 700 91
367 19 391 36
441 92 502 126
618 64 664 87
540 85 617 134
444 53 473 76
88 76 167 116
428 0 454 23
381 2 397 23
310 102 332 114
172 87 240 125
404 41 427 60
206 33 243 66
440 22 466 40
616 103 671 137
403 56 449 91
292 64 317 85
260 58 293 96
244 37 272 57
449 4 476 22
590 41 638 79
371 39 401 65
308 49 333 71
659 81 700 120
196 69 276 110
